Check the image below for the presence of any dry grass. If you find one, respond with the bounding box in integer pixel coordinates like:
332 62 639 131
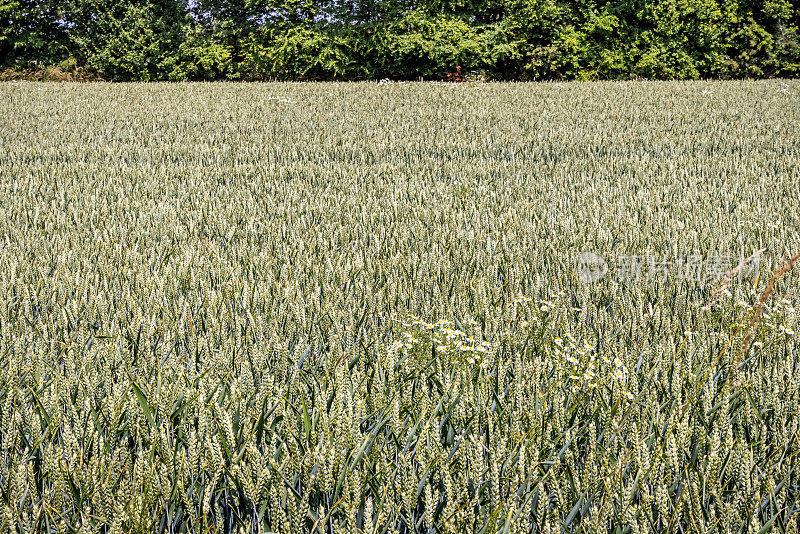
738 250 800 366
0 66 98 82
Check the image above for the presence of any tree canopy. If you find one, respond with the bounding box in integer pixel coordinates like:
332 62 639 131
1 0 798 79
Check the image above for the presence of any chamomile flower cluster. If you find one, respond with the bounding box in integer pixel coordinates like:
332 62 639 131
397 314 493 366
748 296 797 343
553 333 633 399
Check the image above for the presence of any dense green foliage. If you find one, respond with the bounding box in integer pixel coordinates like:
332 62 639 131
1 0 799 79
0 80 799 532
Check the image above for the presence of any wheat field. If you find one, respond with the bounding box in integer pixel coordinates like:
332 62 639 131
0 80 799 533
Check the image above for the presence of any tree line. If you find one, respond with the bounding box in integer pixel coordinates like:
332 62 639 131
1 0 798 81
